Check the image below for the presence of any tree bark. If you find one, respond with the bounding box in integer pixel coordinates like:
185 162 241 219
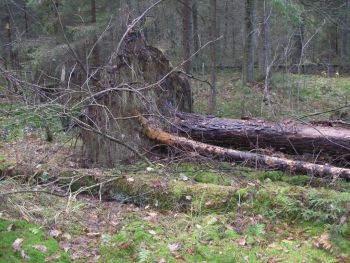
341 0 350 57
175 112 350 160
243 0 256 83
90 0 100 68
182 0 191 74
80 33 192 166
139 114 350 180
208 0 217 114
192 0 200 71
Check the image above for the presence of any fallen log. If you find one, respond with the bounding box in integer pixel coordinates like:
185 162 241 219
139 114 350 180
175 112 350 158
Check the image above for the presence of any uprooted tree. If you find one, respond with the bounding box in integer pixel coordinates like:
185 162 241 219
79 29 192 167
77 28 350 179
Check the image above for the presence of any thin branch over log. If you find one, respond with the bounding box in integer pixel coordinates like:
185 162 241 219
138 114 350 180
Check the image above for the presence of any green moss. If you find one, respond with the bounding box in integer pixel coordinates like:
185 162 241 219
330 222 350 254
0 155 16 177
171 181 237 213
193 170 231 186
0 102 63 142
58 170 98 192
98 211 340 263
0 218 70 262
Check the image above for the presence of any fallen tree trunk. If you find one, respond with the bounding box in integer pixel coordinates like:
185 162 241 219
139 114 350 180
175 112 350 158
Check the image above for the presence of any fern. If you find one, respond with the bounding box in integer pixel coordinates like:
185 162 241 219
138 249 151 263
246 223 266 237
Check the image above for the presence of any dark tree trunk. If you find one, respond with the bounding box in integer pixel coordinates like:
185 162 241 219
139 114 350 180
175 112 350 162
221 0 229 67
182 0 191 74
192 0 200 71
90 0 100 68
5 15 15 69
23 2 29 37
341 0 350 57
243 0 256 83
208 0 217 115
262 0 272 109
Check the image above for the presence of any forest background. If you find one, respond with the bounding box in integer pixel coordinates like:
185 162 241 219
1 1 350 262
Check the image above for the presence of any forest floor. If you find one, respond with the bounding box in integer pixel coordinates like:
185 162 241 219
1 72 350 262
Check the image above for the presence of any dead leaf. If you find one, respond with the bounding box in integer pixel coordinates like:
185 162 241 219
146 166 155 172
268 242 277 248
158 258 167 263
179 173 188 181
168 243 181 252
148 230 157 235
185 195 192 201
346 203 350 212
225 224 234 231
48 229 61 238
32 245 47 252
339 216 347 225
59 241 70 252
45 253 61 262
21 249 30 260
255 252 265 260
86 232 101 237
237 235 247 247
174 254 186 261
144 211 158 222
186 247 196 255
205 200 214 207
268 257 286 263
12 238 23 252
71 251 85 260
7 224 14 231
313 233 332 251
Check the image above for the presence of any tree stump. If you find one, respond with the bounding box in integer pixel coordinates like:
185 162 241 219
80 31 192 167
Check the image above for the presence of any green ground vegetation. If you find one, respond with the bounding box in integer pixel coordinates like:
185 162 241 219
0 218 70 262
1 72 350 262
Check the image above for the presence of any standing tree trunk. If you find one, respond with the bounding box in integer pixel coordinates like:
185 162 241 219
182 0 191 74
208 0 217 115
90 0 100 68
243 0 256 83
5 15 15 69
231 1 236 68
262 0 272 110
342 0 350 58
295 15 305 74
221 0 229 67
23 2 29 37
192 0 200 72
